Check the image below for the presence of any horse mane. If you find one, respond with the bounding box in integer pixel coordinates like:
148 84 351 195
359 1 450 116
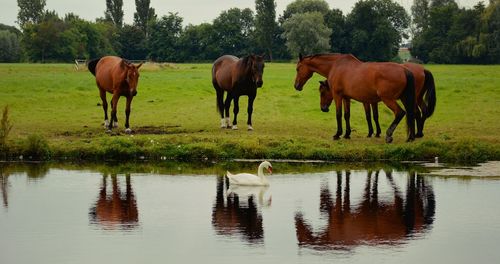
302 53 361 62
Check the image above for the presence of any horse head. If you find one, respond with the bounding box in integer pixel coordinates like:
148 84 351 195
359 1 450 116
294 53 313 91
319 80 333 112
122 60 143 97
246 54 265 88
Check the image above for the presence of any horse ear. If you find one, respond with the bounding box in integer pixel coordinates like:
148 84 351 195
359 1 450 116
299 53 303 61
136 63 143 69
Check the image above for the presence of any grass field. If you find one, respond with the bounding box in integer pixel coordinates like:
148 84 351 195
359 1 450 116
0 62 499 163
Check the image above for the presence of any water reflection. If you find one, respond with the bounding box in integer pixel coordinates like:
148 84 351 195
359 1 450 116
89 173 139 230
211 177 268 243
295 170 435 250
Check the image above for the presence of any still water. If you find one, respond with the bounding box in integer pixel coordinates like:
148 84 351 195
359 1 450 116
1 162 500 264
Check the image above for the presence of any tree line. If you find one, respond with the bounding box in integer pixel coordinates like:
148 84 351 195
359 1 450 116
0 0 499 64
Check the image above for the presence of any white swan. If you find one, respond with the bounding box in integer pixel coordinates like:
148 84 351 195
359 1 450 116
226 161 272 186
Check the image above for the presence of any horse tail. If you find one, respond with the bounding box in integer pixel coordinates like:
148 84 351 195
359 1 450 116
423 69 436 119
402 68 416 138
87 58 101 76
212 63 224 115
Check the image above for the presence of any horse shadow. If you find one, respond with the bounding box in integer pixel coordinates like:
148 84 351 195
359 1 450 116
211 176 270 243
295 170 435 250
89 173 139 230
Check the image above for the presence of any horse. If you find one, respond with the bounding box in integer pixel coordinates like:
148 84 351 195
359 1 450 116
212 54 265 130
295 53 415 143
358 63 436 138
88 56 143 133
319 64 437 138
295 170 435 249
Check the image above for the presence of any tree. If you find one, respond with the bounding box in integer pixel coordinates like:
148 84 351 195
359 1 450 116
17 0 46 28
255 0 278 60
178 23 219 61
280 0 330 23
105 0 124 28
134 0 156 36
212 8 255 56
149 13 183 62
324 8 349 53
118 25 148 60
0 30 21 62
282 12 331 55
411 0 430 35
346 0 410 61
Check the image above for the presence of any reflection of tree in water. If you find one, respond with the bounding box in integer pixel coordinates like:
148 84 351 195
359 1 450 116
211 177 264 243
0 166 8 208
0 163 51 208
89 174 139 230
295 170 435 250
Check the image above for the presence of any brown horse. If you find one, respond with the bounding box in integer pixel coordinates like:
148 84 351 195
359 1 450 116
359 63 436 138
319 64 436 138
295 170 435 249
295 53 415 143
88 56 143 133
212 54 265 130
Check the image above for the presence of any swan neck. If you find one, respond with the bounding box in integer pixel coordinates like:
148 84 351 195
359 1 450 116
257 163 266 178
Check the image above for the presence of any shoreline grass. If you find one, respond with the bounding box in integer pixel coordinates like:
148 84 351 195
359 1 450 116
0 63 499 163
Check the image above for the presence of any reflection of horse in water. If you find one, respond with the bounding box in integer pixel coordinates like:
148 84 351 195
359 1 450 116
211 177 266 242
89 174 139 230
295 170 435 249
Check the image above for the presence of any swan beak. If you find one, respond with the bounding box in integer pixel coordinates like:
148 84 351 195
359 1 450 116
267 167 273 174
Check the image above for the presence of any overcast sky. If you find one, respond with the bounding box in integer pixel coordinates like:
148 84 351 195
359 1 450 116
0 0 483 27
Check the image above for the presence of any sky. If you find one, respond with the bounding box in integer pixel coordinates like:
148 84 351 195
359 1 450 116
0 0 484 27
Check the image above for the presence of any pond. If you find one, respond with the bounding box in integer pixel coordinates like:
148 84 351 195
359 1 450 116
1 161 500 264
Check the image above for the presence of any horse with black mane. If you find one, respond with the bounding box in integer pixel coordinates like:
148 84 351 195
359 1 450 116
212 54 265 130
295 53 415 143
88 56 143 133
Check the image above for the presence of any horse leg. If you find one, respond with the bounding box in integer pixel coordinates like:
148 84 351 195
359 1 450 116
415 106 424 138
124 96 133 134
343 99 351 139
232 95 240 130
372 103 381 138
216 89 226 128
224 92 232 128
247 94 255 130
99 89 109 128
381 99 406 143
109 92 120 131
333 95 343 140
363 103 373 137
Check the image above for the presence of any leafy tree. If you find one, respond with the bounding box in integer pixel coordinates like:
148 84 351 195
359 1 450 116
212 8 255 56
105 0 124 28
134 0 156 36
178 23 219 61
280 0 330 23
411 0 430 35
255 0 278 60
118 25 148 60
17 0 46 28
282 12 331 55
149 13 183 62
346 0 410 61
0 30 21 62
324 8 349 53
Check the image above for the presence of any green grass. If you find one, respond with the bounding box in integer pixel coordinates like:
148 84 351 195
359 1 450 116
0 63 499 163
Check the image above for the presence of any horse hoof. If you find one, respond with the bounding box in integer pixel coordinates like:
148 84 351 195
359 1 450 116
406 137 415 142
367 134 373 138
125 128 132 134
232 125 238 130
220 119 227 128
344 135 351 139
247 125 253 131
415 133 424 138
375 134 381 138
333 135 340 140
105 129 112 134
103 120 109 128
385 136 393 143
113 122 118 128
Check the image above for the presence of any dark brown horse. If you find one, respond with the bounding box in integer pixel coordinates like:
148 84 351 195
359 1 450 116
295 170 435 250
212 54 265 130
88 56 143 133
295 53 415 143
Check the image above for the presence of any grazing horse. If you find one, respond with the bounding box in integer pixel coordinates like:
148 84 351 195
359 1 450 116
295 170 435 250
359 63 436 138
295 53 415 143
88 56 143 133
212 54 265 130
